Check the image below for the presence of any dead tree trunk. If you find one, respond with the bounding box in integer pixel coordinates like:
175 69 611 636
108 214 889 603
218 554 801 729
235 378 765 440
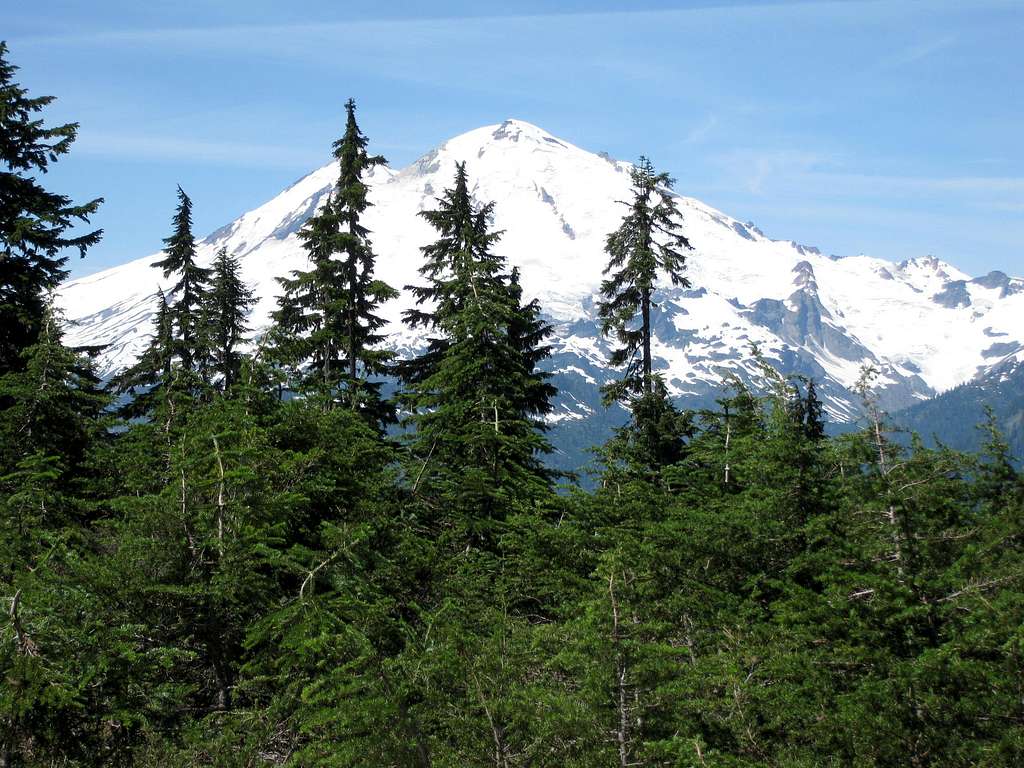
609 570 635 768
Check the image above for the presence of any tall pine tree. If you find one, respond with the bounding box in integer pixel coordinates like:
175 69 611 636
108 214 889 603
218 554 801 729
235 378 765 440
597 156 691 403
273 99 397 424
114 289 175 420
0 41 102 376
399 162 556 535
153 186 210 376
0 301 108 499
1 303 110 768
595 157 694 478
205 247 254 392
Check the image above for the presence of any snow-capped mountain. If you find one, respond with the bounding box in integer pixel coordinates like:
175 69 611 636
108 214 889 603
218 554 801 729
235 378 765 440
59 119 1024 467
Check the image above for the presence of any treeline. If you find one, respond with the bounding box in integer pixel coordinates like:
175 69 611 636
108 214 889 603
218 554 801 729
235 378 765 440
2 42 1023 767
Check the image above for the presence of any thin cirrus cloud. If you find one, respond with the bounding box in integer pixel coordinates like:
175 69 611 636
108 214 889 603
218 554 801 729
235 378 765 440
879 34 959 69
815 173 1024 195
684 114 720 145
11 4 863 45
12 1 985 56
73 133 328 170
776 171 1024 200
709 149 837 195
707 148 1024 199
8 0 1021 276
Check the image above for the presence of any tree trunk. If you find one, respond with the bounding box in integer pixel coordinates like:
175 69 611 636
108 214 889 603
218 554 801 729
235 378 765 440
723 408 732 485
641 287 652 396
348 220 359 410
472 671 508 768
609 571 632 768
212 435 225 556
221 326 231 390
215 663 232 711
398 700 432 768
886 504 906 580
348 285 358 409
870 405 906 579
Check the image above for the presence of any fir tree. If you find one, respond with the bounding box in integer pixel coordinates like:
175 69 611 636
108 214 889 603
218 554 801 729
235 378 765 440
602 376 694 481
787 375 826 442
114 289 175 420
597 157 692 404
399 163 556 534
0 302 108 479
153 186 210 375
0 41 102 376
273 99 397 423
0 305 110 767
205 247 254 392
236 402 418 766
803 377 825 441
4 64 1024 763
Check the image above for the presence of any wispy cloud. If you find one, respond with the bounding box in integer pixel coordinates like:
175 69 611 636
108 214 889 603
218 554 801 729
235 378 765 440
74 133 327 169
684 114 720 144
12 1 974 50
712 148 837 194
987 201 1024 213
710 145 1024 199
880 34 958 68
803 172 1024 195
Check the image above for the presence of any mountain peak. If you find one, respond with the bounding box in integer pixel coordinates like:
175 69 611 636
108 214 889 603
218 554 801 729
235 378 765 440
897 254 970 284
434 119 581 161
397 119 577 182
489 118 567 146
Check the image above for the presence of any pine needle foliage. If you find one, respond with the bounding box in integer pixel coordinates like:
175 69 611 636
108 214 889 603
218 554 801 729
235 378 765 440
2 41 1022 767
399 163 556 535
153 186 211 375
597 156 692 404
114 290 175 419
273 99 397 425
205 248 254 392
0 41 103 376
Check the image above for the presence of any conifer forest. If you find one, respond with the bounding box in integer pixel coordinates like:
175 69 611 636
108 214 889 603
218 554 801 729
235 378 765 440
2 41 1023 767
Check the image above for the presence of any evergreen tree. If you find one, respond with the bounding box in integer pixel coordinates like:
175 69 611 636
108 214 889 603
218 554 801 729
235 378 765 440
597 156 691 404
0 303 108 477
0 304 111 767
236 403 419 766
600 376 694 481
0 41 103 376
507 267 558 427
5 63 1024 764
803 376 825 441
153 186 210 375
273 99 397 423
399 162 556 534
205 247 254 392
88 396 330 762
114 289 175 419
787 375 826 442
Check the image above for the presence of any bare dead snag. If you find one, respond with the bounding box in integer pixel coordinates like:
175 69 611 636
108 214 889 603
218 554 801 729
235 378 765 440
609 570 632 768
9 590 39 657
212 435 226 556
471 670 508 768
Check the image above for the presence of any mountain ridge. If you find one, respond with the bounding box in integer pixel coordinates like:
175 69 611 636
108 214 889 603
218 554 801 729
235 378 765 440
58 119 1024 466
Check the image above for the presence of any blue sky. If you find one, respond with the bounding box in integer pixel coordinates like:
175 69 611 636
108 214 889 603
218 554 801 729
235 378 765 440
7 0 1023 278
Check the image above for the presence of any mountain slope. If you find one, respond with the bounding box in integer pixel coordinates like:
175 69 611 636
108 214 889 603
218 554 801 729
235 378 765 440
59 119 1024 468
897 351 1024 461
